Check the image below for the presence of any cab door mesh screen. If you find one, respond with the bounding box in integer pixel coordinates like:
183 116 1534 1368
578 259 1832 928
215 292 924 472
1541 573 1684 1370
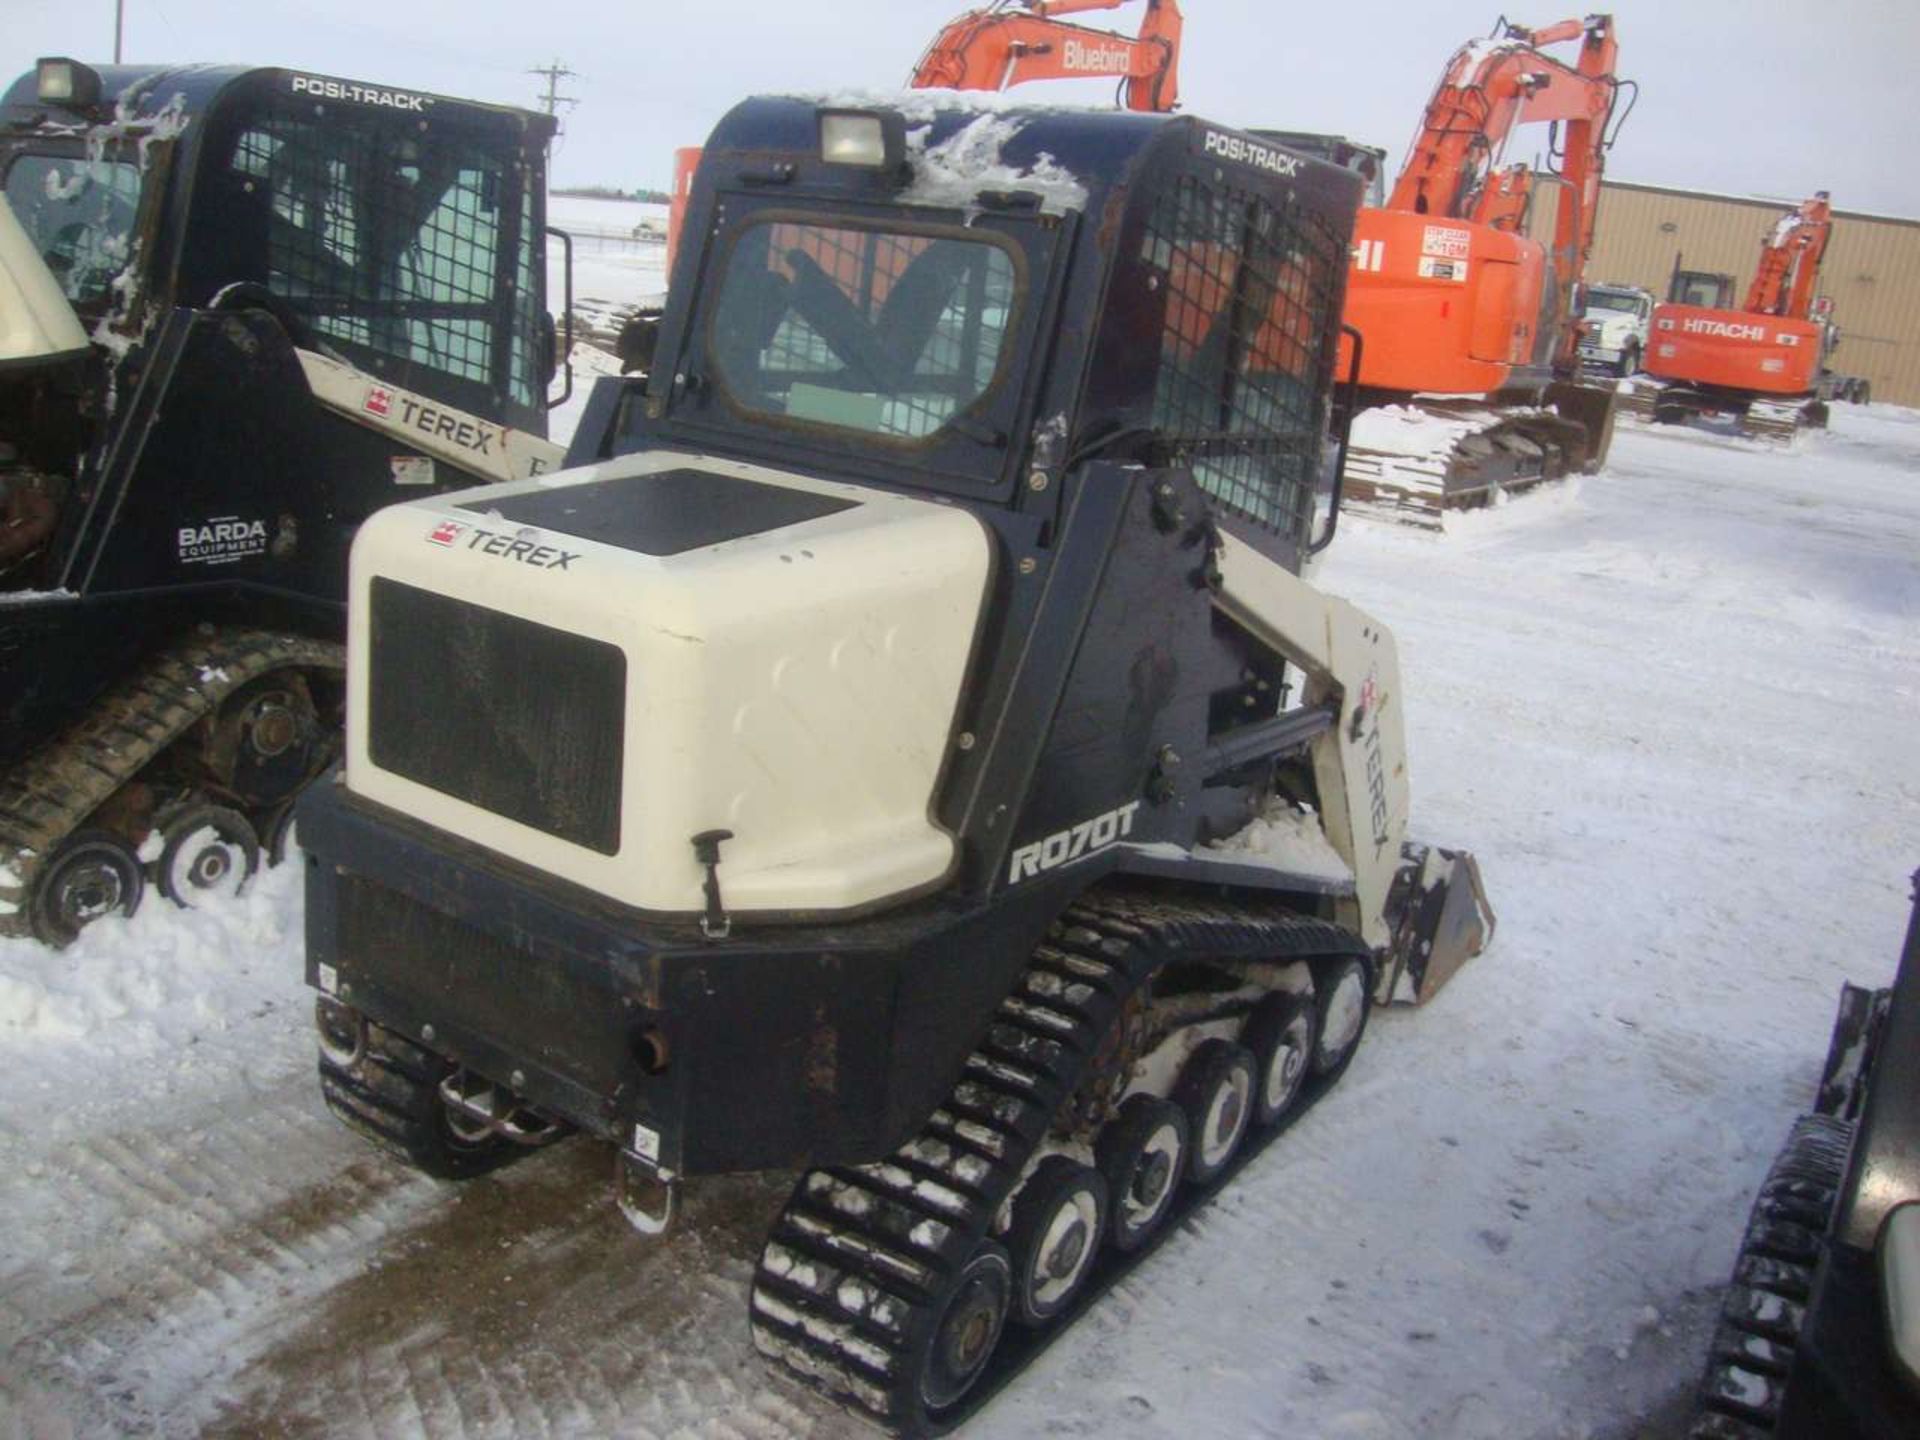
1140 172 1346 544
227 108 536 405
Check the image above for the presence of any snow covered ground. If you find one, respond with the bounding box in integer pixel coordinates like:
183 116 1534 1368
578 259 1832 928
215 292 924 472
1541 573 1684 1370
1 406 1916 1439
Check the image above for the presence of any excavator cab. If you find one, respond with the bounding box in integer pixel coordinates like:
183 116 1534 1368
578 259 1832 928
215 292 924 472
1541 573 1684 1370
1669 266 1737 309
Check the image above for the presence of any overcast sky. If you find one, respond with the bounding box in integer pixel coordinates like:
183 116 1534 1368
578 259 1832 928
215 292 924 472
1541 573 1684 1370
8 0 1919 215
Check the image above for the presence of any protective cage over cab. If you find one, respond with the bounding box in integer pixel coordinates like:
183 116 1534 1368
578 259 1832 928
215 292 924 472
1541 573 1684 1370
585 95 1362 573
1 61 556 432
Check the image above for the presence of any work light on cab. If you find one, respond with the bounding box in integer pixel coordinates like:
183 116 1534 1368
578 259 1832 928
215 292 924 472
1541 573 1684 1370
35 58 102 110
817 108 905 173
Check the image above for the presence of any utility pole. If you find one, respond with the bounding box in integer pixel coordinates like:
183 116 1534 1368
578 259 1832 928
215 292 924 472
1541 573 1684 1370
527 60 579 119
114 0 125 62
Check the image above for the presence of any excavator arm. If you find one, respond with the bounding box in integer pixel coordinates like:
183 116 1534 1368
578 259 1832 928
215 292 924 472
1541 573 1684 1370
1744 191 1833 319
1387 14 1622 368
909 0 1182 112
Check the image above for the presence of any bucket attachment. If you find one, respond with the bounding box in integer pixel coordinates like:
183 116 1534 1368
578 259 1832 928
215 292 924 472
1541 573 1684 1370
1378 843 1496 1005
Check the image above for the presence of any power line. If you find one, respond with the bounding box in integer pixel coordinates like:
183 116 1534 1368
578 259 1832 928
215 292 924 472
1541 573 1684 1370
527 60 579 118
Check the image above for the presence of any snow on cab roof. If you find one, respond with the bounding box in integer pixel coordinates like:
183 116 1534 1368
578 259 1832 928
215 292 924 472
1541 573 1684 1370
786 88 1104 217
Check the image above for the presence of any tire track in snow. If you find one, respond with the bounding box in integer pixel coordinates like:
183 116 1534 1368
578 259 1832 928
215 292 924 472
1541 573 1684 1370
197 1143 849 1439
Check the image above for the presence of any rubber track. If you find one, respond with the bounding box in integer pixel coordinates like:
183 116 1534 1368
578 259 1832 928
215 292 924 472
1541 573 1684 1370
318 1022 527 1181
0 626 343 933
748 885 1368 1436
1688 1112 1854 1440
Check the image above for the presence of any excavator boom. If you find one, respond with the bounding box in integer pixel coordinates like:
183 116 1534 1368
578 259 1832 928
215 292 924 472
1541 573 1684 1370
909 0 1182 112
1745 191 1832 319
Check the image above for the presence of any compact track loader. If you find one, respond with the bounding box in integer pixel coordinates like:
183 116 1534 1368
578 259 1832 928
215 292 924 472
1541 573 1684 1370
0 59 563 943
302 97 1492 1434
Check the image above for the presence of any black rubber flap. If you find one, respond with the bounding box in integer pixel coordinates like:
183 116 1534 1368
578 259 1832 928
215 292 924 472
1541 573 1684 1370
464 468 858 556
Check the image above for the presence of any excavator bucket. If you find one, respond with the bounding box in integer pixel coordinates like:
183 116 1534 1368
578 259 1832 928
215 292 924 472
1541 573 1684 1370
1544 378 1620 473
1377 842 1496 1005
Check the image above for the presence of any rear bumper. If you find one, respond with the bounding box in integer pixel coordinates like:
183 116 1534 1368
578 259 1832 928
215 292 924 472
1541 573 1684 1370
298 776 1066 1177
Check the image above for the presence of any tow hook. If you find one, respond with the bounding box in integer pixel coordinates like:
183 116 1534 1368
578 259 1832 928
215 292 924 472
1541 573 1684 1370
617 1144 679 1236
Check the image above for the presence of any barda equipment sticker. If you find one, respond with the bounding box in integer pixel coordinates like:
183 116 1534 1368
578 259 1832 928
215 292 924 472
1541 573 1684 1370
178 516 268 566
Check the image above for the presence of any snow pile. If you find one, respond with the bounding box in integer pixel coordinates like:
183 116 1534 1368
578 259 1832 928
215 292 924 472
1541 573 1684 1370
1349 402 1505 460
1202 799 1353 882
0 860 301 1045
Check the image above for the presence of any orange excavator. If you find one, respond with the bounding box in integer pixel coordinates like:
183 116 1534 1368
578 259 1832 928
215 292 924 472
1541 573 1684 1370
909 0 1183 112
1339 15 1633 523
1639 192 1841 438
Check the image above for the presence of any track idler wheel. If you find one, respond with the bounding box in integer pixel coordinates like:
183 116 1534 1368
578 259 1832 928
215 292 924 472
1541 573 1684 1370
28 829 145 946
156 804 259 907
1096 1094 1189 1252
1175 1039 1256 1185
914 1240 1013 1415
1243 991 1316 1126
1310 956 1371 1077
1006 1157 1109 1327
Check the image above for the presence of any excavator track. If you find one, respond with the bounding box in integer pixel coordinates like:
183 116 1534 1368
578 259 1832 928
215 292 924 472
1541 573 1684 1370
748 885 1369 1436
1342 399 1608 527
0 626 343 939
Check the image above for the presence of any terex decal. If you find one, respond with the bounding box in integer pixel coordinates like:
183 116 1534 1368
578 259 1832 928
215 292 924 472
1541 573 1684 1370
1353 666 1393 857
363 384 395 418
389 396 501 458
1008 801 1142 884
289 75 434 112
426 519 579 571
178 516 268 566
1201 130 1302 178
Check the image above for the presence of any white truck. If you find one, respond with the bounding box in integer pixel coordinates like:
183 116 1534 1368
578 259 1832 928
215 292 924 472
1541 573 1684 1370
1578 281 1655 377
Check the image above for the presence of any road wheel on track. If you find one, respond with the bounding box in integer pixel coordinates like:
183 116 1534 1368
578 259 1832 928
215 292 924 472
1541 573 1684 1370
156 804 259 907
1096 1095 1189 1253
1006 1157 1108 1327
1309 956 1370 1078
317 1015 520 1180
1175 1039 1256 1185
1244 991 1316 1127
914 1239 1013 1416
29 829 145 946
1689 1113 1852 1439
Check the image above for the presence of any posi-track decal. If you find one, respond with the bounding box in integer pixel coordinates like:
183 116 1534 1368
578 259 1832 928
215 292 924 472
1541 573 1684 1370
1008 801 1143 883
289 75 435 113
1200 131 1302 178
178 516 268 566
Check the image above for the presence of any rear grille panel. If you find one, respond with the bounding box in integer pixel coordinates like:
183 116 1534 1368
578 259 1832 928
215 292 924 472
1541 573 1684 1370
368 578 625 854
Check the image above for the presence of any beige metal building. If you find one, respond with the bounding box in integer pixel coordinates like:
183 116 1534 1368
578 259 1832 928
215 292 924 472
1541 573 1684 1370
1588 180 1920 407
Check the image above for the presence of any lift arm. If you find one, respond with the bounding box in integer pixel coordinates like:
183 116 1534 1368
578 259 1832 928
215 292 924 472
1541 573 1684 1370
909 0 1183 112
